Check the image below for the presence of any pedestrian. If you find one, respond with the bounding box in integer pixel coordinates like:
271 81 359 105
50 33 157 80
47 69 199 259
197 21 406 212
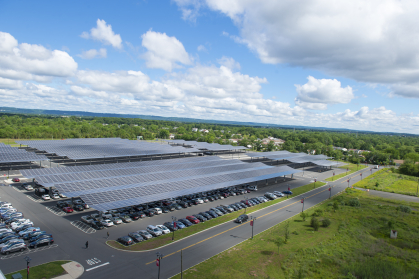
85 241 88 249
107 231 109 239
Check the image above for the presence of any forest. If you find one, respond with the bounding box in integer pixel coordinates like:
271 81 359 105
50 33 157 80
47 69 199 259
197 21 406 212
1 113 419 176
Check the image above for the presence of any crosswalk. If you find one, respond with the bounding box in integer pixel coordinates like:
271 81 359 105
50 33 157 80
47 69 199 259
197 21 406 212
70 221 96 234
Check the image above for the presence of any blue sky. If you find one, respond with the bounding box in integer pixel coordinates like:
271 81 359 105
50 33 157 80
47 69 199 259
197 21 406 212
1 0 419 133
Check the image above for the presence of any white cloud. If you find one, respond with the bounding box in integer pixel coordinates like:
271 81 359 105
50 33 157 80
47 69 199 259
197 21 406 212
197 45 207 52
294 76 354 110
217 56 240 70
81 19 122 49
77 48 107 59
0 77 23 90
176 0 419 98
173 0 202 21
0 32 78 82
141 30 192 71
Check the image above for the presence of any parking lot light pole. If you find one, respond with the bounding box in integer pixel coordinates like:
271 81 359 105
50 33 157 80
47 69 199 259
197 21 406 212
301 197 305 212
347 179 350 188
329 187 332 199
24 256 31 279
156 252 163 279
171 216 177 241
313 178 317 189
250 216 256 240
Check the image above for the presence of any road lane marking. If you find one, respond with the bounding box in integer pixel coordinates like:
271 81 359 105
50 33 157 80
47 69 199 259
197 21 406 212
86 262 110 271
0 244 59 260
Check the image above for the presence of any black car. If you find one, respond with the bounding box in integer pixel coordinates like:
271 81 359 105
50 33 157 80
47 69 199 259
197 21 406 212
178 201 188 208
23 231 46 240
129 213 141 221
206 211 218 218
235 214 249 223
168 205 176 211
199 212 212 220
29 234 52 243
163 222 178 231
74 205 84 211
161 207 170 213
193 214 207 222
239 202 248 208
56 201 66 208
229 204 239 211
135 212 146 218
207 196 215 202
29 237 54 248
143 209 155 217
91 222 105 230
173 204 182 210
0 235 19 244
15 225 33 233
121 215 133 223
178 218 193 227
117 236 134 246
128 232 144 242
234 203 243 209
216 207 228 214
203 151 213 155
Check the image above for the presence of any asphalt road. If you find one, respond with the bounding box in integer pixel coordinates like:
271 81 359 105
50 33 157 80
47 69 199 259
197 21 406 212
0 165 379 278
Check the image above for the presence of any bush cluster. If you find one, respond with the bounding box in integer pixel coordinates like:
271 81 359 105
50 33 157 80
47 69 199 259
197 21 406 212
311 217 320 231
312 209 324 217
347 198 361 207
322 218 331 227
397 205 412 213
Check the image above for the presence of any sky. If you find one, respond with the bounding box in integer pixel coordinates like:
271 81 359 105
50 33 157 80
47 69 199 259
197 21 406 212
1 0 419 134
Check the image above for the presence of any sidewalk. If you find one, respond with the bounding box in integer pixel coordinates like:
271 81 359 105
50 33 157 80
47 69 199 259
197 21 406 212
53 261 84 279
355 188 419 203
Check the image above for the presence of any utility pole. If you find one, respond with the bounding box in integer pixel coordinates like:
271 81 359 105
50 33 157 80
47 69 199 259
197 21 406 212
329 187 332 199
250 216 256 239
181 249 183 279
156 252 163 279
301 197 305 212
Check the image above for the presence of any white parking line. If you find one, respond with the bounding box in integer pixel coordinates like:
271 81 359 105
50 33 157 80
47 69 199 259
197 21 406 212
86 262 110 271
27 194 42 202
70 221 96 234
46 206 66 216
0 244 59 260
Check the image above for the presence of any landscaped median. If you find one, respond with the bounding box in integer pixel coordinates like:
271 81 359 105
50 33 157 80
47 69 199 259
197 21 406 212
106 181 326 251
325 162 367 182
4 261 70 279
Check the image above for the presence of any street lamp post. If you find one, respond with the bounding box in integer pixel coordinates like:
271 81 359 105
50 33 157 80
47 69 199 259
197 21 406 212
156 252 164 279
171 216 177 241
360 173 363 180
301 197 305 212
329 186 332 199
250 216 256 240
347 179 350 188
24 256 31 279
313 178 317 189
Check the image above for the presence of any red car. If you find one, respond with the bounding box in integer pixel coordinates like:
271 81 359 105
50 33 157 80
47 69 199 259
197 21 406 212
63 207 73 213
186 216 200 224
12 178 20 182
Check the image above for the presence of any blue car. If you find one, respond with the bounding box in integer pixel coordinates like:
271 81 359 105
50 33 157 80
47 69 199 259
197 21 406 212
29 237 54 248
282 191 293 195
173 221 185 229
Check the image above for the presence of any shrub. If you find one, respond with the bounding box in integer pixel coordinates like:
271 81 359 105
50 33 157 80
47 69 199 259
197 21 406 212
312 209 323 217
300 212 307 221
347 198 361 207
322 218 331 227
311 217 320 231
333 201 339 211
292 231 299 235
375 182 379 187
397 205 411 213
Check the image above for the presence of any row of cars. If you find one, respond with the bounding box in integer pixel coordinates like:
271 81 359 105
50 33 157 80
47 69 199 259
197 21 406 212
0 201 54 255
116 190 292 246
56 199 90 213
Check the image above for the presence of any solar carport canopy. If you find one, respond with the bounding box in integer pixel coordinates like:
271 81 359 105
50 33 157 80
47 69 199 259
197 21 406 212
16 138 201 160
165 140 247 151
246 151 337 167
0 143 48 163
23 156 300 211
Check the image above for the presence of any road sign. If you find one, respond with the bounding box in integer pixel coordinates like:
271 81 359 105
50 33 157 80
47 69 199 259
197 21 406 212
173 222 176 229
347 179 349 183
250 220 253 227
328 187 331 191
314 179 317 182
301 199 304 203
156 259 160 267
288 186 290 191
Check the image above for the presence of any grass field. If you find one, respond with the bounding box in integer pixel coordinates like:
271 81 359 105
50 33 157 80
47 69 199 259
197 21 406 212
107 182 326 251
5 261 69 279
325 162 367 182
354 169 419 196
173 189 419 279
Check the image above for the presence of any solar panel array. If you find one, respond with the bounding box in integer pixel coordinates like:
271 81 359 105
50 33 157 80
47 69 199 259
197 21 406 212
165 140 248 150
246 151 338 167
16 138 202 160
0 143 48 163
23 156 300 211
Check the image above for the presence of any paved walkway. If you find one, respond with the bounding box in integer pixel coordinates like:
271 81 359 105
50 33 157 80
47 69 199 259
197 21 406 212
53 261 84 279
355 188 419 203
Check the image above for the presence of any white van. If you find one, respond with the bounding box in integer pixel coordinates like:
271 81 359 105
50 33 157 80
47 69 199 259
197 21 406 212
374 165 379 169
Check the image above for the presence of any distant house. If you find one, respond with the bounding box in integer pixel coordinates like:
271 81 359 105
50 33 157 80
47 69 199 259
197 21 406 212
169 134 175 139
229 139 239 144
199 129 209 133
307 150 316 155
333 146 347 152
261 138 285 146
192 128 198 132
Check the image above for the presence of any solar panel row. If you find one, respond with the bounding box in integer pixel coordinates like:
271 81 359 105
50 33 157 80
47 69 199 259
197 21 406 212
165 140 248 150
246 151 337 167
0 143 48 163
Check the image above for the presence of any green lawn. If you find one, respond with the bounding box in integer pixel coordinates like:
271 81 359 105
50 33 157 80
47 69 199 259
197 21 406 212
325 162 367 181
107 182 326 251
354 169 419 196
173 189 419 279
5 261 69 279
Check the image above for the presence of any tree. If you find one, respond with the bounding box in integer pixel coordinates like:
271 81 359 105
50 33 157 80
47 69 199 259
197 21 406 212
159 129 169 139
311 217 320 231
300 212 307 221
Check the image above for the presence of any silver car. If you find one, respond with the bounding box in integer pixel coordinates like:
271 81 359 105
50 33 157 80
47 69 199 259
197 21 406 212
0 239 24 249
1 242 27 255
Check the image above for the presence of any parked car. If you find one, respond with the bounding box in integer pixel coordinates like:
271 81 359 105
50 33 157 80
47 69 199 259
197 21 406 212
22 231 46 240
129 213 141 220
18 227 40 236
282 191 293 195
111 217 123 225
29 237 54 248
91 222 105 230
59 193 67 198
137 230 153 240
63 207 73 213
273 191 285 197
0 235 19 244
163 222 178 231
178 218 193 227
42 195 51 201
51 194 60 199
29 234 53 242
235 214 249 223
121 215 132 223
128 232 144 242
12 178 20 183
1 242 27 254
22 184 33 190
117 236 134 246
146 225 163 237
155 225 170 234
193 214 207 222
101 220 114 227
186 216 200 224
0 238 23 249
